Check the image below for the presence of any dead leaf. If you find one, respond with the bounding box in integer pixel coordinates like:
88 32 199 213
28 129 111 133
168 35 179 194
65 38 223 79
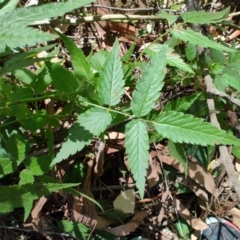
157 191 169 223
96 216 112 229
159 154 219 198
176 175 208 202
147 155 161 188
174 198 208 231
113 189 135 213
31 196 47 230
105 211 148 236
105 131 125 140
229 207 240 229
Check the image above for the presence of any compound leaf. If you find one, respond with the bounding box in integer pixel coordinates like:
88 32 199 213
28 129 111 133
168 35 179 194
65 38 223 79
78 107 112 136
154 111 240 146
131 45 168 117
125 120 149 198
97 38 124 106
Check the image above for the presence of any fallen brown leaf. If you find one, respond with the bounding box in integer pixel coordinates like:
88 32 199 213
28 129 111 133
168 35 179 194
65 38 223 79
174 198 208 231
105 211 148 236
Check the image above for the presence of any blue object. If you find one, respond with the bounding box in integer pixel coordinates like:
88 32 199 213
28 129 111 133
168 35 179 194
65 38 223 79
200 217 240 240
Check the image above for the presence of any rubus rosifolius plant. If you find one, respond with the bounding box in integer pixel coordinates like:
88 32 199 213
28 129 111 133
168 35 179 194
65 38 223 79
0 3 240 223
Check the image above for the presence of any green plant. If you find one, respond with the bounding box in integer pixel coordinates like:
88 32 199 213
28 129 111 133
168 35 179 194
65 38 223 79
0 2 240 233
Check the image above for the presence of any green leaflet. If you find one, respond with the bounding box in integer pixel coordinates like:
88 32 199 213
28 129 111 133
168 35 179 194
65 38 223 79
144 44 193 73
0 44 56 75
164 93 201 112
25 155 52 176
12 68 36 85
181 7 230 24
172 29 235 52
157 10 178 26
167 51 194 73
168 140 188 177
0 26 54 53
0 0 93 52
0 0 18 14
7 132 26 162
154 111 240 146
0 158 17 178
19 169 34 185
78 107 112 136
185 43 197 61
210 49 226 64
131 45 168 117
56 31 92 81
46 62 79 93
125 120 149 199
50 123 93 167
0 183 78 221
97 38 124 106
58 220 90 240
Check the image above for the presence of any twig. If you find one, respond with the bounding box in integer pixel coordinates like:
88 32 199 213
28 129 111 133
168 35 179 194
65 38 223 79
207 83 240 107
24 143 62 160
33 14 174 25
0 225 71 237
84 4 158 12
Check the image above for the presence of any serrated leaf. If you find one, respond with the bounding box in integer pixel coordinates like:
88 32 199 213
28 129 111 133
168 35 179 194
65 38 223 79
167 51 194 73
181 7 230 24
0 0 93 52
154 111 240 146
0 0 18 14
147 44 193 75
158 10 178 25
26 155 52 176
185 43 196 61
131 45 168 117
78 107 112 136
7 132 26 162
172 29 235 52
164 93 201 112
19 169 34 185
210 49 225 64
168 140 188 176
0 26 55 52
121 42 136 62
125 120 149 198
46 62 79 93
97 38 124 106
56 31 92 81
0 158 17 178
50 123 93 166
89 50 109 71
220 72 240 91
0 183 78 221
0 44 56 75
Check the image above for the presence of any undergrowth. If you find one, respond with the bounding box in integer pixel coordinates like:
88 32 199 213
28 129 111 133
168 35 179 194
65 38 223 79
0 0 240 239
